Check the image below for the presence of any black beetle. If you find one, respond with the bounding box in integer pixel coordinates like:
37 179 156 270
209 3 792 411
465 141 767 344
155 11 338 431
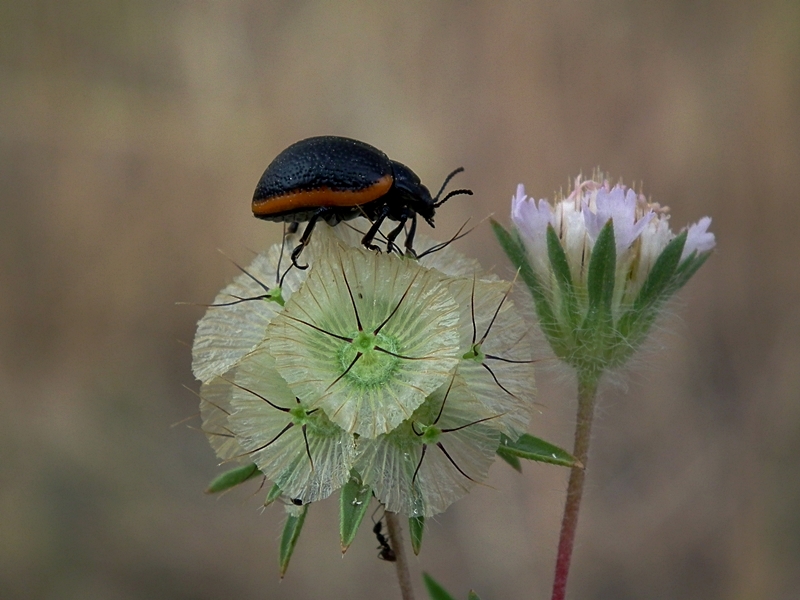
251 136 471 268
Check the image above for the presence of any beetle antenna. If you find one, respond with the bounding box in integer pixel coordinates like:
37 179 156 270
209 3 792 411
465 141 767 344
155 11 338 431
432 167 473 208
433 187 473 209
433 167 464 202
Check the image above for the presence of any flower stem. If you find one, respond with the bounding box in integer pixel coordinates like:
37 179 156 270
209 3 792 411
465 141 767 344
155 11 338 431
385 511 415 600
550 372 599 600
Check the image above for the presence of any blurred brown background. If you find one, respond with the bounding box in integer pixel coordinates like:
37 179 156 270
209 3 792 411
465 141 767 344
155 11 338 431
1 1 798 599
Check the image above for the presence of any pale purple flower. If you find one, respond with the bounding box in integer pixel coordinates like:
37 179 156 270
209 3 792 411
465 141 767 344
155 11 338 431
508 173 715 313
511 183 553 271
681 216 715 260
511 183 553 242
583 185 654 255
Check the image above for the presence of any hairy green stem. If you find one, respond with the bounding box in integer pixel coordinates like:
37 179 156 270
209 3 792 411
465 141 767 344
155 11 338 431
385 511 415 600
550 372 599 600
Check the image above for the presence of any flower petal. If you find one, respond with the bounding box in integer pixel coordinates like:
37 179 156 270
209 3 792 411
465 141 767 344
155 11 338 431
681 216 715 260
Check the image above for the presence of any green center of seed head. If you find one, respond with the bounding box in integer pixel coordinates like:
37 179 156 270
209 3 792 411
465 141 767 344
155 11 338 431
289 404 308 424
462 342 485 362
418 423 442 445
267 287 285 307
338 330 400 388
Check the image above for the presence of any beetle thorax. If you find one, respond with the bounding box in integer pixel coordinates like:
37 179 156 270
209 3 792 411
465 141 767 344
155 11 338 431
390 161 435 221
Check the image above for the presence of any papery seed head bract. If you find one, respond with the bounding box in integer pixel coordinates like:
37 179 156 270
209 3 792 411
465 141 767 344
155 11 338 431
192 240 307 383
448 277 535 438
267 229 462 438
355 376 501 517
199 376 246 462
201 347 356 504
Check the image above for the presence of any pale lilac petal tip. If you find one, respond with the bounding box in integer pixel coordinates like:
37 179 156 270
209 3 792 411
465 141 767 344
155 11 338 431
585 185 653 252
682 216 715 260
582 199 604 240
510 184 527 223
511 184 553 244
514 183 527 204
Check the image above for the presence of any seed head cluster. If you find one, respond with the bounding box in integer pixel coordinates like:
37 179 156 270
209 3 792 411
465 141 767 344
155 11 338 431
193 221 535 517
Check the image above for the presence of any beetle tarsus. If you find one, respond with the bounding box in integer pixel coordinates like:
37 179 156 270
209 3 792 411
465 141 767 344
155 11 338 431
290 244 309 270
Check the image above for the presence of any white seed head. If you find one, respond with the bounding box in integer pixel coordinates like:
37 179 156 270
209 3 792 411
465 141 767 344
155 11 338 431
267 229 462 438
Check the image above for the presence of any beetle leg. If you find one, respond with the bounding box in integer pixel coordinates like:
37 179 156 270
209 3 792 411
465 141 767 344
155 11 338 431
361 206 391 252
385 217 408 255
404 213 418 257
291 209 328 269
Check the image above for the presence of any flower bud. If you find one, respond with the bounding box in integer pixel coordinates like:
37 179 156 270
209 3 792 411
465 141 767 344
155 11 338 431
496 174 715 374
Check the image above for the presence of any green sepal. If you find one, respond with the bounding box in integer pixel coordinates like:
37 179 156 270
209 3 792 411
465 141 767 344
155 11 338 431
264 482 283 506
205 463 261 494
491 219 563 349
634 231 686 311
279 504 308 578
467 592 482 600
496 446 522 472
546 224 578 327
615 231 709 361
672 249 711 291
339 472 372 554
423 573 457 600
586 220 617 314
497 433 579 468
616 231 686 347
409 515 425 556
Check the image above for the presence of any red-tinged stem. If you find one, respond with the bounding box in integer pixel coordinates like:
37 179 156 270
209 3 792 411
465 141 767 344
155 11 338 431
385 511 415 600
551 373 599 600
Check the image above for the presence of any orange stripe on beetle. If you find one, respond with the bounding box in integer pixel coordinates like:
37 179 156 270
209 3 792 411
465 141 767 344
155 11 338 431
252 175 393 216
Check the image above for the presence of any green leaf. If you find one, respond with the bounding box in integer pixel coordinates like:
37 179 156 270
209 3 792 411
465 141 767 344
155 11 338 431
205 463 261 494
264 482 283 506
423 573 457 600
586 220 616 313
497 434 579 468
491 219 562 348
467 592 482 600
409 515 425 556
496 446 522 472
339 472 372 553
279 504 308 578
633 231 686 311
